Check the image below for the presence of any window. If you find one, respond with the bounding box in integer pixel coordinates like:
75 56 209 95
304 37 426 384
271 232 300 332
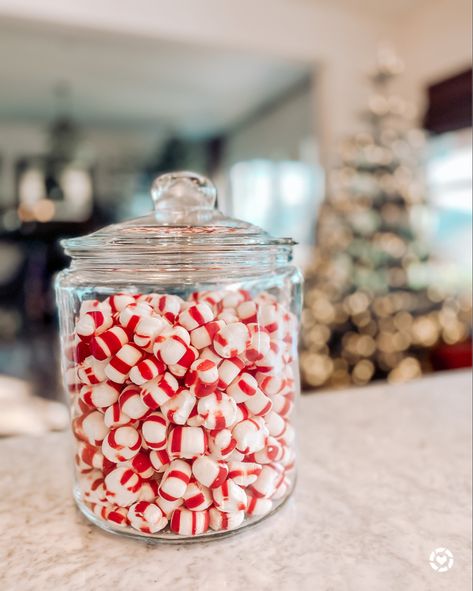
229 159 324 266
425 127 472 290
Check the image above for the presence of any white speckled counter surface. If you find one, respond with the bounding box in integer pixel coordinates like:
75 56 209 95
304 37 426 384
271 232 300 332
0 370 471 591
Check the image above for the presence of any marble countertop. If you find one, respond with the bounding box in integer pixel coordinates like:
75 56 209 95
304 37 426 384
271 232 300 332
1 370 471 591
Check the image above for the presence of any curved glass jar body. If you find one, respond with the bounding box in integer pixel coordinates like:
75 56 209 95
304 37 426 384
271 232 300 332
55 172 302 541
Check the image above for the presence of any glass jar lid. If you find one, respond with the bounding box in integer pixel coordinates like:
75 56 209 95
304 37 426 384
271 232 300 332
62 171 295 259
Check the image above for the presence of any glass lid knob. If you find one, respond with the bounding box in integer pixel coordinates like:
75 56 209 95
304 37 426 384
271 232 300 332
151 171 217 211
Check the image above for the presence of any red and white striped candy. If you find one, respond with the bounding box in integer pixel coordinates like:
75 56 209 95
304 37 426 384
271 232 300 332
190 289 225 309
72 395 94 418
213 323 249 358
236 300 258 324
101 504 129 526
189 320 224 350
167 347 198 378
141 412 168 450
185 359 219 398
102 426 142 462
197 391 237 430
119 385 149 419
127 451 155 479
156 496 183 518
221 290 249 309
208 428 237 460
278 422 295 446
256 373 284 396
104 402 133 429
186 405 205 427
246 436 283 464
217 357 245 390
233 403 250 424
137 293 160 306
249 463 284 499
82 410 108 445
149 449 171 473
107 294 135 314
243 389 273 417
137 479 160 502
212 479 247 512
128 501 167 533
157 334 194 368
154 295 182 323
178 303 214 331
167 426 207 459
232 417 268 454
183 479 212 511
73 289 297 535
226 449 245 462
154 325 191 351
129 355 165 386
227 372 258 403
160 388 196 425
254 292 277 305
119 302 153 332
79 299 102 316
65 367 81 393
209 507 245 532
278 378 295 399
105 344 143 384
271 475 290 500
76 310 113 340
78 356 108 385
88 502 128 526
71 408 90 442
90 326 128 361
170 507 209 536
283 363 295 382
228 461 262 486
254 348 281 374
278 444 295 469
246 494 273 517
72 340 91 365
192 455 228 489
140 372 179 409
200 346 223 365
104 466 141 507
75 441 105 471
79 470 107 504
133 315 166 351
80 381 120 409
245 324 271 362
158 459 192 502
216 309 239 324
264 411 287 437
258 304 280 333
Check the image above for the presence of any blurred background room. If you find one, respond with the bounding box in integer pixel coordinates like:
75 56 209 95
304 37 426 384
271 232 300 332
0 0 471 434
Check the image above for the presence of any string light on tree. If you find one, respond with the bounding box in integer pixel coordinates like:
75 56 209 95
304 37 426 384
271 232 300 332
300 50 471 389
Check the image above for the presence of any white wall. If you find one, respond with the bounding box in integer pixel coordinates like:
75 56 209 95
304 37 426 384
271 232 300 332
390 0 472 116
223 83 314 167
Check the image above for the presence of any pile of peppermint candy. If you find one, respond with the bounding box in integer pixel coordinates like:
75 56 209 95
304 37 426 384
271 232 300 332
67 289 296 536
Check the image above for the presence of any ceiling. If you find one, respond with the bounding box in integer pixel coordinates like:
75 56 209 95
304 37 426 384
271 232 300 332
0 21 309 138
308 0 430 19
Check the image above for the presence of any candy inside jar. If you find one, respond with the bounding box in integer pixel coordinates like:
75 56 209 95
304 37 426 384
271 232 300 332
56 171 302 541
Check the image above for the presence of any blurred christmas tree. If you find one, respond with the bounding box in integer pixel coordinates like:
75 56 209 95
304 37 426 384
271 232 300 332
300 50 471 389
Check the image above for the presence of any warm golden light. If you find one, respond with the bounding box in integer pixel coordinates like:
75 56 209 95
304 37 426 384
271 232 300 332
32 199 56 222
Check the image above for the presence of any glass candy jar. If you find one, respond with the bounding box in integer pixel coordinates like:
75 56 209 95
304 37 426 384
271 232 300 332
55 171 302 540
